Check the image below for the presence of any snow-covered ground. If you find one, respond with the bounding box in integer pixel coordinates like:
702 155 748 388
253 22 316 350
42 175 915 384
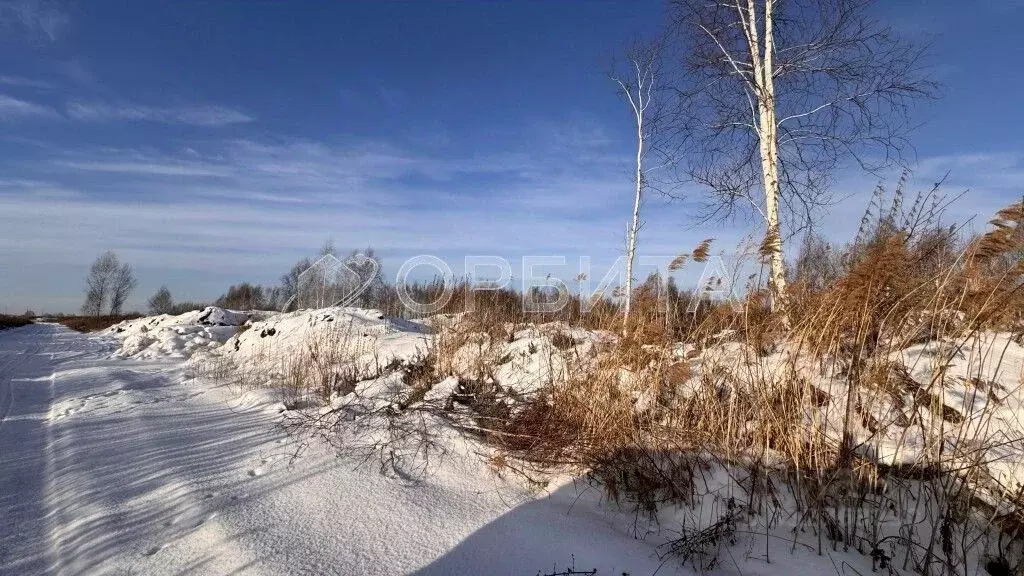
1 319 693 575
3 309 1021 575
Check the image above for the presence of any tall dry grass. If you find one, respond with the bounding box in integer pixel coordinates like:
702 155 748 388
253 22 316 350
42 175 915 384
470 189 1024 575
201 183 1024 574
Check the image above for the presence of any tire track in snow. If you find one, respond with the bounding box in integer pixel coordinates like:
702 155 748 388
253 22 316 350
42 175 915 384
0 327 56 576
0 341 41 434
0 325 269 575
30 334 279 574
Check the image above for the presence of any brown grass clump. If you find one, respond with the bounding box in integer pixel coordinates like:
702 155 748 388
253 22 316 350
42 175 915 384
58 315 141 332
500 362 639 467
0 314 33 330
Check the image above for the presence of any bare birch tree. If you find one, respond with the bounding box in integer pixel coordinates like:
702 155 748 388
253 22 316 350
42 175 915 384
666 0 935 322
82 251 136 315
82 251 118 315
341 247 384 308
148 286 174 315
280 257 313 310
81 284 104 316
613 40 666 334
109 262 137 315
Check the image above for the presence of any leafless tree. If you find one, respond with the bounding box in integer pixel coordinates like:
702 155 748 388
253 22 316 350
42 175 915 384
792 232 841 290
82 251 129 316
280 257 313 310
613 40 663 334
341 247 385 308
320 237 338 258
665 0 935 322
278 239 336 311
148 286 174 315
215 283 266 310
81 284 104 316
109 263 137 315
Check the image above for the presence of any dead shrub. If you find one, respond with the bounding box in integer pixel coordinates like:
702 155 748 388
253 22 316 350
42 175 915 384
658 495 742 570
592 448 701 519
397 351 437 409
549 331 577 350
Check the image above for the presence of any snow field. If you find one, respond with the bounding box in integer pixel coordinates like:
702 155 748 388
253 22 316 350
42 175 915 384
84 306 1024 574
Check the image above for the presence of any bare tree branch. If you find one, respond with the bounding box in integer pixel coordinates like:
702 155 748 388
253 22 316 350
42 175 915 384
663 0 936 321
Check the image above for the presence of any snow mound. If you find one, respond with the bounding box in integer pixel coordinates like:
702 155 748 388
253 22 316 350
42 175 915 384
102 306 436 383
104 307 251 359
443 322 610 396
195 306 250 327
222 307 433 381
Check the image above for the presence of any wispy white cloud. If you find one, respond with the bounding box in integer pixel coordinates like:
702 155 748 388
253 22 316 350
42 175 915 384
0 177 79 197
0 94 254 127
0 180 729 313
8 121 943 311
0 74 53 88
535 116 615 151
55 160 231 177
816 151 1024 242
0 0 68 43
0 128 638 270
3 125 1021 313
0 93 56 119
47 135 634 215
66 101 254 126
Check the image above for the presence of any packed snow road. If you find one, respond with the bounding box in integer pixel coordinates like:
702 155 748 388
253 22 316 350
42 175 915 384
0 324 680 576
0 323 292 575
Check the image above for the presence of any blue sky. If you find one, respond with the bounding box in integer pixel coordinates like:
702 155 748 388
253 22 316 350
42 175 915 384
0 1 1021 313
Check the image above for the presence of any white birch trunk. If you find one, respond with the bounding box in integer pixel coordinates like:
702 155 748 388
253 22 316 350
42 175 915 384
623 126 643 333
618 60 653 335
745 0 790 325
761 0 789 322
